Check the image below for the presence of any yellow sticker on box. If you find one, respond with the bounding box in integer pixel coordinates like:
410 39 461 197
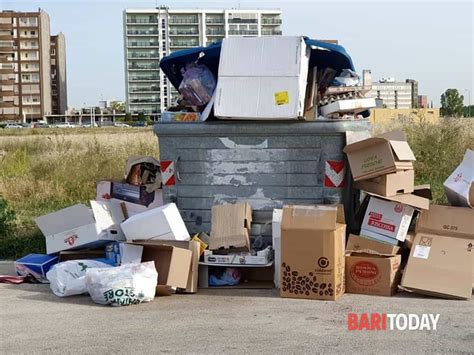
274 91 289 105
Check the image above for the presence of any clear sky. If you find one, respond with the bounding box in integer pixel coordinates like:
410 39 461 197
2 0 473 108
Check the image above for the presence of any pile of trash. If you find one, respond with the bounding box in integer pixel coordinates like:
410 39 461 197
160 36 375 122
7 36 474 306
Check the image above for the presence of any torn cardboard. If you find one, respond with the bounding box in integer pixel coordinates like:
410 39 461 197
343 130 415 181
401 232 472 300
444 149 474 208
209 202 252 251
354 169 414 196
346 234 400 256
280 205 346 301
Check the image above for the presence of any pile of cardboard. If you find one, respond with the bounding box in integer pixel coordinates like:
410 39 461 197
15 157 201 296
162 36 375 122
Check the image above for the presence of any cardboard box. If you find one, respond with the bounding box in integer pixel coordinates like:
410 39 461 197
343 131 416 181
272 209 283 288
133 242 192 296
416 204 474 286
35 203 125 254
203 247 272 265
120 203 190 242
361 197 415 243
215 36 310 120
346 234 400 256
192 233 209 257
401 233 472 299
280 205 346 301
209 202 252 251
319 98 376 116
345 253 402 297
354 169 415 196
444 149 474 208
14 254 58 283
96 181 163 217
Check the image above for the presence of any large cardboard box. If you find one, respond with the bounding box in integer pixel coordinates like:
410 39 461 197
343 131 415 181
272 209 283 288
416 204 474 287
354 169 415 196
120 203 190 242
209 202 252 251
36 202 125 254
444 149 474 208
401 233 472 299
280 205 346 301
96 181 163 217
345 253 402 297
346 234 400 256
361 197 414 243
133 242 192 296
198 263 274 289
214 36 310 120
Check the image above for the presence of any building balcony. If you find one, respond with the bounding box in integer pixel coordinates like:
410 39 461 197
128 64 160 70
0 34 14 41
228 30 259 36
0 23 14 30
170 41 198 48
228 19 257 24
127 18 158 24
128 42 160 48
169 30 199 36
127 54 160 59
261 18 282 25
205 19 225 24
127 30 159 36
19 19 38 27
129 87 160 93
262 30 282 35
169 18 199 25
129 76 160 82
206 30 225 36
129 99 160 104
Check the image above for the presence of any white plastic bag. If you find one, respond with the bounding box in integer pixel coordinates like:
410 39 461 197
85 261 158 306
46 260 112 297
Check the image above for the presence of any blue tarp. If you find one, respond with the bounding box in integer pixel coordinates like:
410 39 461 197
160 37 355 91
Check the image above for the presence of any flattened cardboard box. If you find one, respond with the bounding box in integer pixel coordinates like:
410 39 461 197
346 234 400 256
210 202 252 251
343 130 415 181
444 149 474 208
132 242 192 296
280 205 346 301
416 204 474 286
345 253 402 297
401 233 472 300
354 169 415 196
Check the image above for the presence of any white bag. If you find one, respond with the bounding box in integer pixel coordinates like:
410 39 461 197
85 261 158 306
46 260 112 297
444 149 474 208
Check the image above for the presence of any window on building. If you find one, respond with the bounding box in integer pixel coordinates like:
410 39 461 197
51 48 56 55
31 30 35 35
24 52 28 58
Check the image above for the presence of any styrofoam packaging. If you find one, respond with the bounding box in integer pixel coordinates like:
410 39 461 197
120 203 190 241
272 209 283 288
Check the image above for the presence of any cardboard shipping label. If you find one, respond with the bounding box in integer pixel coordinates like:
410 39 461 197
274 91 289 105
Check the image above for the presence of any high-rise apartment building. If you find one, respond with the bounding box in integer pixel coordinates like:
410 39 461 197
0 9 67 121
123 7 282 118
50 33 67 115
370 78 418 109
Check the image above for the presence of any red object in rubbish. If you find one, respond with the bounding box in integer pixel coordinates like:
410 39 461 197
0 274 39 284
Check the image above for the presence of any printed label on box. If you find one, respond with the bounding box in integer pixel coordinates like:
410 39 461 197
274 91 289 105
413 245 431 259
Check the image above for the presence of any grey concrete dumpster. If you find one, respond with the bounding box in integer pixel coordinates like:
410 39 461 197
154 121 371 244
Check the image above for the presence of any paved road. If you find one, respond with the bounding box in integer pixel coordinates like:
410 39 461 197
1 261 473 354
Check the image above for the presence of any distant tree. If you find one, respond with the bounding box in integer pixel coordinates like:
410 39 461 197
110 101 125 113
440 89 464 117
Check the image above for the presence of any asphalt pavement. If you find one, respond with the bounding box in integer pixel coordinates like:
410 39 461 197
1 261 473 354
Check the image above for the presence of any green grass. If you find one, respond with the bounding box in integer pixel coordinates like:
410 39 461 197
0 128 158 258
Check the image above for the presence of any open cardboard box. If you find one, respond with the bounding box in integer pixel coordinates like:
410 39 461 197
132 242 192 296
280 205 346 301
343 131 415 181
198 263 274 289
354 169 415 197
